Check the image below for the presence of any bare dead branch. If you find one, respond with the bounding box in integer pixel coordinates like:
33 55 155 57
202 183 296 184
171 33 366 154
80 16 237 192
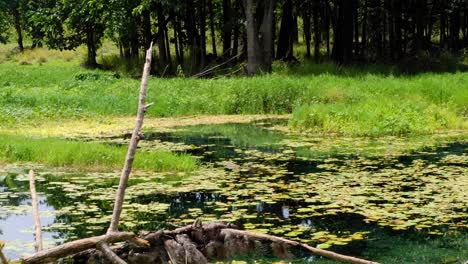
221 229 379 264
108 42 154 233
22 232 135 264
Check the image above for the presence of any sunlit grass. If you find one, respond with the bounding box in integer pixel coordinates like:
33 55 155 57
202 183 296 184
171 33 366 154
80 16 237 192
0 44 467 137
0 134 198 172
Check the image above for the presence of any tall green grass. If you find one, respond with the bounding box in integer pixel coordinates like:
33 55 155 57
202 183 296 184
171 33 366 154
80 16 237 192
0 134 198 171
0 60 466 136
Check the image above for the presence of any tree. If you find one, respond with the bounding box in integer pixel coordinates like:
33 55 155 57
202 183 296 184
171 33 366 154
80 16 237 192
0 0 26 51
30 0 109 67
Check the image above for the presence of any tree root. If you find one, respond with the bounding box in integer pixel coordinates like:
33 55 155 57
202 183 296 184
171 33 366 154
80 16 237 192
22 220 379 264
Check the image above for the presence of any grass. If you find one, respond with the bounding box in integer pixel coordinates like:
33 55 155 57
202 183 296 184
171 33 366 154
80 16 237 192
0 134 198 172
0 45 467 137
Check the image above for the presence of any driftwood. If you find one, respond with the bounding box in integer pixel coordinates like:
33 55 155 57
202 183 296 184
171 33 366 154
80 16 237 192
96 242 126 264
68 221 379 264
108 42 154 233
22 232 136 264
0 242 8 264
28 170 43 252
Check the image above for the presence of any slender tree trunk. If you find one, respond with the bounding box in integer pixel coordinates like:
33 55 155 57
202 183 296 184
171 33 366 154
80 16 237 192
276 0 294 59
176 15 185 66
333 0 354 64
208 0 218 57
157 6 168 68
313 0 321 63
324 1 331 57
394 0 402 60
362 0 368 59
440 0 447 49
200 0 207 68
303 3 312 59
13 6 23 52
415 0 425 51
222 0 233 57
142 10 152 50
354 0 360 57
164 26 172 72
293 16 299 43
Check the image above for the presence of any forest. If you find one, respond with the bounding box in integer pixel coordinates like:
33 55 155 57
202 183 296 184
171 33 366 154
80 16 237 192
0 0 467 264
0 0 467 74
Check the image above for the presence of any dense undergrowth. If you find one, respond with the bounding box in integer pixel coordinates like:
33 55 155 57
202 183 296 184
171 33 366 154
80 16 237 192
0 45 467 137
0 134 197 172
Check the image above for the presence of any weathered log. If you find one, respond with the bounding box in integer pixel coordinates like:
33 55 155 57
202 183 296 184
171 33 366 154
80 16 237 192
22 232 135 264
108 42 154 233
174 234 208 264
28 170 43 252
221 228 379 264
96 241 127 264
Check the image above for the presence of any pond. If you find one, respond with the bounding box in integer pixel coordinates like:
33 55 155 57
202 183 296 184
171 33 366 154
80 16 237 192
0 119 467 263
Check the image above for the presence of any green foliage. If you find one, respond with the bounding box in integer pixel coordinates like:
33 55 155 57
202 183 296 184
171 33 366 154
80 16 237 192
0 134 198 171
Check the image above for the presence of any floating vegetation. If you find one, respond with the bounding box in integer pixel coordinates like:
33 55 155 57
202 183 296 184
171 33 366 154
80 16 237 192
0 120 467 262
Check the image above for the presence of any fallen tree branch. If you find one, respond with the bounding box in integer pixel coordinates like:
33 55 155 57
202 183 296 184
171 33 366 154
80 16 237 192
22 232 135 264
108 42 154 233
0 242 8 264
221 228 379 264
96 241 127 264
28 170 43 252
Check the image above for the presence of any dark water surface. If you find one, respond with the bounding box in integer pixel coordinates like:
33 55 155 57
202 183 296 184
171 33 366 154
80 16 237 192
1 120 467 262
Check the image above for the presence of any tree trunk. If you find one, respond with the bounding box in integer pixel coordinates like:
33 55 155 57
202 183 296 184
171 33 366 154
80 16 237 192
157 6 168 69
208 0 218 57
362 0 368 59
313 0 321 63
415 0 425 51
142 10 152 50
200 0 207 68
222 0 233 57
245 0 275 75
302 3 312 59
13 6 23 52
324 1 331 57
354 0 360 57
332 0 354 64
175 15 185 66
276 0 294 59
232 0 241 57
86 27 98 68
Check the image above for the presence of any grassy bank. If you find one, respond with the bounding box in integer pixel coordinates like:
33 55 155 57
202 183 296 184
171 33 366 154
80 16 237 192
0 52 466 136
0 134 197 172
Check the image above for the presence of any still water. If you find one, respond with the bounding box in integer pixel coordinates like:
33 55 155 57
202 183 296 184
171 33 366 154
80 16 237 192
1 120 467 262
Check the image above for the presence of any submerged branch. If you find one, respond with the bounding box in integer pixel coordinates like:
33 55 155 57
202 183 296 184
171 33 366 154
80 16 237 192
222 228 379 264
28 170 43 252
0 242 8 264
